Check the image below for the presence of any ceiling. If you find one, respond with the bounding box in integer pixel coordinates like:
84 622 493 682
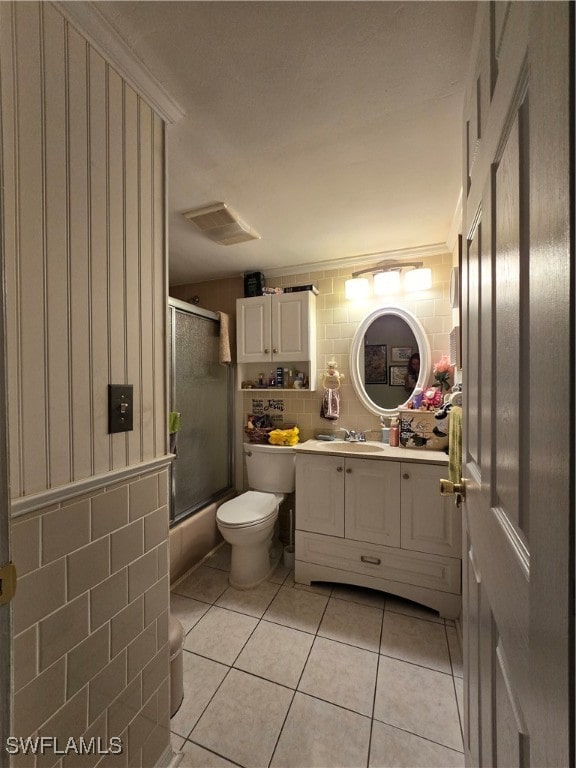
92 1 477 286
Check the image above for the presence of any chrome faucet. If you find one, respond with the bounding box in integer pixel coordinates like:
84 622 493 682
339 428 366 442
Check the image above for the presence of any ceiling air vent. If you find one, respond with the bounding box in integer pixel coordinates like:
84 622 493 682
183 203 260 245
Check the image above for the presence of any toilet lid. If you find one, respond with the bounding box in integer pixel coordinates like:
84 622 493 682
217 491 279 526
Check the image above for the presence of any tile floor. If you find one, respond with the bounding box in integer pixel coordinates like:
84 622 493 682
170 544 464 768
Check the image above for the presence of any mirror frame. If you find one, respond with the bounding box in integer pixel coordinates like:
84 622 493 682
350 304 431 417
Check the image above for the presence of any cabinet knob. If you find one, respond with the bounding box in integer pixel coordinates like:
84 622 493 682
346 468 352 474
273 348 278 353
336 466 343 472
264 348 270 354
402 473 410 480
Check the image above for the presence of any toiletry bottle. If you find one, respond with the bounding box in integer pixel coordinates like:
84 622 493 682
389 418 399 447
269 371 275 387
276 367 283 387
413 387 423 409
283 368 290 388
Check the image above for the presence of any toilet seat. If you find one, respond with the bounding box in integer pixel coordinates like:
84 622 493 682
217 490 281 529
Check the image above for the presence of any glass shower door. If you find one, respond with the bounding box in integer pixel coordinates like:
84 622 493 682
170 301 233 523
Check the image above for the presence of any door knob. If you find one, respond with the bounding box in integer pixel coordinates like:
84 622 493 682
336 466 343 472
440 478 466 507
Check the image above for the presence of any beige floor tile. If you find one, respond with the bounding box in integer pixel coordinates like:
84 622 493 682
384 595 444 624
380 612 451 673
271 692 371 768
292 578 334 596
330 584 386 609
191 668 293 768
203 543 232 571
215 580 280 618
318 597 383 652
369 721 465 767
263 585 329 633
183 606 258 665
171 735 185 751
374 656 462 752
170 594 210 635
447 625 463 677
177 740 238 767
170 652 228 738
268 561 292 585
298 636 378 716
172 566 230 604
454 676 464 739
234 620 314 688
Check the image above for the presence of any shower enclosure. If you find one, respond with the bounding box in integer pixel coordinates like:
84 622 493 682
169 298 233 524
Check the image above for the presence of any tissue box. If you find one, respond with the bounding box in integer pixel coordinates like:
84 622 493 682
398 409 449 451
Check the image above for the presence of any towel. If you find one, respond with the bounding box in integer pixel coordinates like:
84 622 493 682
169 411 181 457
320 388 340 420
169 412 181 434
449 406 462 484
216 311 232 365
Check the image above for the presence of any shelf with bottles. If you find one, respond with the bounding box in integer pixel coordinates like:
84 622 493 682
238 361 316 392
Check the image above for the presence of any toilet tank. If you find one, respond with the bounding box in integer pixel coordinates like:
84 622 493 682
245 443 296 493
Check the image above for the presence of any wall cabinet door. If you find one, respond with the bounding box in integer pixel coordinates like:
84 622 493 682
345 457 401 547
271 292 311 362
236 296 272 363
295 454 344 536
400 462 461 557
237 292 314 364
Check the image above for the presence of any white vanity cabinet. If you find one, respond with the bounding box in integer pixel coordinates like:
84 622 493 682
296 454 401 546
294 449 461 618
236 291 315 364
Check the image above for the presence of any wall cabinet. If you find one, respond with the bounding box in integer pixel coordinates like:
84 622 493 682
236 291 317 389
295 454 461 618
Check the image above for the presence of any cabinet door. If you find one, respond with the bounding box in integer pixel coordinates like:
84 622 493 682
400 463 461 557
345 458 401 546
295 454 344 536
236 296 272 362
271 292 311 362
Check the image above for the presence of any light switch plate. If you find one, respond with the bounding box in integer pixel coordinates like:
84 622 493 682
108 385 133 433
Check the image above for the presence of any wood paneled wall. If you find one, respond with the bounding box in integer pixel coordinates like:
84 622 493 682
0 2 167 498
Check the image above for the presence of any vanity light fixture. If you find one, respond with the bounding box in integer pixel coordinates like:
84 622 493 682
345 261 432 300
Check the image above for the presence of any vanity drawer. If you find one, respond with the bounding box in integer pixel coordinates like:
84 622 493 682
295 531 461 595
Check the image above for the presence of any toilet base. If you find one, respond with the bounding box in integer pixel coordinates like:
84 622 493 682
228 536 282 590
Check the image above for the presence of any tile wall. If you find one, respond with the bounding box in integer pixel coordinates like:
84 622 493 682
10 468 171 768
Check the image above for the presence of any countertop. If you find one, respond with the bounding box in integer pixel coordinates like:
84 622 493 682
292 439 449 465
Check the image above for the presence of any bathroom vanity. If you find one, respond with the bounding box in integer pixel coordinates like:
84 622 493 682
293 440 461 618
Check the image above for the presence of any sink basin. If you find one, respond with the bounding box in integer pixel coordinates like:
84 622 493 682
321 442 386 453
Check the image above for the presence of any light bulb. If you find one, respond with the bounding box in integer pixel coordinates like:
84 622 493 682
404 267 432 291
345 277 370 301
374 270 400 295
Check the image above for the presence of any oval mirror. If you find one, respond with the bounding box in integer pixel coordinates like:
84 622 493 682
350 305 431 416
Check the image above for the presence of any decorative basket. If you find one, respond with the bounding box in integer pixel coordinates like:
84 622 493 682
244 426 274 444
398 408 449 451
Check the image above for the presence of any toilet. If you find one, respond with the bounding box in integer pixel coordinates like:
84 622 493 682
216 443 296 589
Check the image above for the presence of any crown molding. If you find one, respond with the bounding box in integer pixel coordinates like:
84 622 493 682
263 242 451 279
52 1 185 124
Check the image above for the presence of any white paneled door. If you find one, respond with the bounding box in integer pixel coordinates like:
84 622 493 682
461 4 572 766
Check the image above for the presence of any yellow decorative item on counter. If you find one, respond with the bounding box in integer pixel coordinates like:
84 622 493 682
268 426 300 446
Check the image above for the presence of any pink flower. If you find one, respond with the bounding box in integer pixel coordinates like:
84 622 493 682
433 355 452 375
433 355 452 392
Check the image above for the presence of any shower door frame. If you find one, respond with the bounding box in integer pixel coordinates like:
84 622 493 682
168 297 234 525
